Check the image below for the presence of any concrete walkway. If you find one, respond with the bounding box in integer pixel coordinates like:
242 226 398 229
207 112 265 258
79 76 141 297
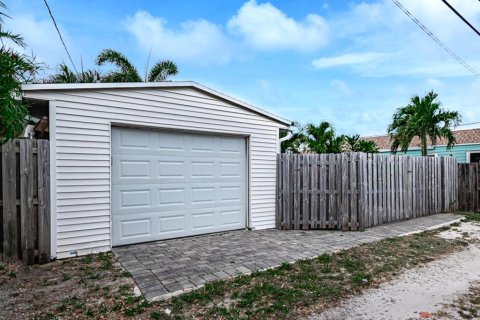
113 214 461 300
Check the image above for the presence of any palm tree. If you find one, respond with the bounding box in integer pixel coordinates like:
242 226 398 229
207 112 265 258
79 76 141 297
305 122 344 153
0 1 38 143
342 134 379 153
387 91 461 156
45 63 101 83
0 1 24 48
96 49 178 82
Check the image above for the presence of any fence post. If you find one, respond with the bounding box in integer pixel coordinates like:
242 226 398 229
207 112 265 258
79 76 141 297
37 139 51 263
358 153 368 230
20 139 36 265
2 141 17 261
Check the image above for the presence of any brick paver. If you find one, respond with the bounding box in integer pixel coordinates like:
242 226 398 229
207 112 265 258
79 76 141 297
113 213 461 300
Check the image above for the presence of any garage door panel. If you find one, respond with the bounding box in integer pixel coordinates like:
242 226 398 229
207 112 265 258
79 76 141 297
190 160 215 178
119 160 151 178
118 217 153 240
220 208 245 227
158 188 186 207
112 128 152 153
220 137 244 154
191 211 216 230
158 214 186 234
158 160 186 179
219 161 243 178
191 135 216 154
220 186 243 203
157 132 187 152
120 189 152 209
112 127 246 246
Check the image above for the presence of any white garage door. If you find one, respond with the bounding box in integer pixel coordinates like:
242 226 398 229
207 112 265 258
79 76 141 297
111 127 247 246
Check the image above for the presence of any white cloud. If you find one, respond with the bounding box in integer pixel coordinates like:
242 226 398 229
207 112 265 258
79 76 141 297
330 79 353 96
312 52 388 69
125 11 233 64
4 13 72 72
317 0 480 78
227 0 328 52
426 77 445 89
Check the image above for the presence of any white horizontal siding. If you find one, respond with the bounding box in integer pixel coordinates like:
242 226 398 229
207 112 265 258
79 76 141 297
25 87 287 258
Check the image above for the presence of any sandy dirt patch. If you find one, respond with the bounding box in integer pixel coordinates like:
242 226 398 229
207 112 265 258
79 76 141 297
306 222 480 320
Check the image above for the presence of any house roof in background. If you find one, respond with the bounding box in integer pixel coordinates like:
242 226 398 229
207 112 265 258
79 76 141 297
21 81 291 126
363 128 480 150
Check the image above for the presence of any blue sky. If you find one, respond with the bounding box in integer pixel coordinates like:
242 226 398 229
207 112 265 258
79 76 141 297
6 0 480 136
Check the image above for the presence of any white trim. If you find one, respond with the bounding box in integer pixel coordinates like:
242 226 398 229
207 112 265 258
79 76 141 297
21 81 291 126
466 150 480 163
108 122 113 250
48 100 58 258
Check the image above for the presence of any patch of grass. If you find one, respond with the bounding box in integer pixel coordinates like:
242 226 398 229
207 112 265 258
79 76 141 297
343 258 362 272
462 212 480 222
81 255 93 264
97 252 114 270
0 263 5 270
62 273 71 282
351 272 372 287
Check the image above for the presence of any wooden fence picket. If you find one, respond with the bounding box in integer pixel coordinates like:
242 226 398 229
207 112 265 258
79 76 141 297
276 152 461 231
1 139 50 264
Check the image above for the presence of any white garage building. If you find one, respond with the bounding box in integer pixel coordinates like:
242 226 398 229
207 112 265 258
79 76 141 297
22 82 290 259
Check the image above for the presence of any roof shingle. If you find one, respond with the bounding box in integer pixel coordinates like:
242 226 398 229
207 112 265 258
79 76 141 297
363 128 480 150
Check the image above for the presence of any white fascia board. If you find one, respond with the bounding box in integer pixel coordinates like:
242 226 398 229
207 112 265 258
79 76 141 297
21 81 291 126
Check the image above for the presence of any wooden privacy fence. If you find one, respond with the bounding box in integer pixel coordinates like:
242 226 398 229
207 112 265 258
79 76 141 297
458 162 480 212
0 139 50 264
276 153 458 231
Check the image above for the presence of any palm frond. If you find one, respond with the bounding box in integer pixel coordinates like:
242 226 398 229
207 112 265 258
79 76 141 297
96 49 141 82
0 27 25 48
147 60 178 82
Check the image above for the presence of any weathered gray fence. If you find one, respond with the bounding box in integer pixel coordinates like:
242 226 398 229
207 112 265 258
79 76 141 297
458 162 480 212
0 139 50 264
276 153 458 231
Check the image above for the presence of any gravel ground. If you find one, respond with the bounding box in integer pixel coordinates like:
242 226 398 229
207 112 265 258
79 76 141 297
306 222 480 320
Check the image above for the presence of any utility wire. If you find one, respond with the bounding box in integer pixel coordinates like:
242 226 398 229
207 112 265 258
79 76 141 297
391 0 480 80
42 0 78 73
440 0 480 37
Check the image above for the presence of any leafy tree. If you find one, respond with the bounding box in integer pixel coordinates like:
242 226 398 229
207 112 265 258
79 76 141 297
96 49 178 82
305 122 344 153
0 1 38 143
388 91 461 156
342 134 379 153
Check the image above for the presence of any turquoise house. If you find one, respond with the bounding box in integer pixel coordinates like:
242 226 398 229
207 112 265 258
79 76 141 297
364 128 480 163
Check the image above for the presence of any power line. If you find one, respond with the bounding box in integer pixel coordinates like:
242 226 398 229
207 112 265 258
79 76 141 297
391 0 480 80
440 0 480 37
42 0 78 73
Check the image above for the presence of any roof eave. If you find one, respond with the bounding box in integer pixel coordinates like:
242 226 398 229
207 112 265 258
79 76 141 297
21 81 291 126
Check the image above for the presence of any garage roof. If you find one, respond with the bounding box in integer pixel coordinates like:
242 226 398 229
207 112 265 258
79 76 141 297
22 81 291 126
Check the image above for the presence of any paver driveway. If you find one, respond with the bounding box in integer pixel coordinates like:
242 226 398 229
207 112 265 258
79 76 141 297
113 213 460 300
